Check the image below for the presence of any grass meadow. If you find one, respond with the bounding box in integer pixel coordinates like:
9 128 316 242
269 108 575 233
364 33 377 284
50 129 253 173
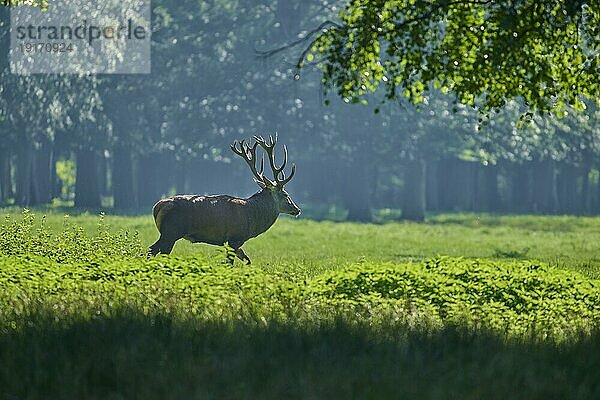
1 208 600 399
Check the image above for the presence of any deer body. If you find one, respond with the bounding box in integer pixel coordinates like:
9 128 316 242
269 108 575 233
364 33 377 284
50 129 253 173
148 135 300 263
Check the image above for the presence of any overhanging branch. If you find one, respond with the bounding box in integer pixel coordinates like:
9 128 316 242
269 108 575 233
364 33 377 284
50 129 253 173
256 19 341 76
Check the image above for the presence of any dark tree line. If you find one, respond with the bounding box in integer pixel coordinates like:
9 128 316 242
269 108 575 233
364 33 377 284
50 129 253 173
1 1 599 222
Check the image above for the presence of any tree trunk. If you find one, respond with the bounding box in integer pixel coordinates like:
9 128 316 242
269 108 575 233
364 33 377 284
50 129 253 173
0 148 12 202
425 160 439 212
137 153 165 208
510 162 532 213
75 149 102 208
99 152 109 198
436 159 452 211
439 159 476 212
112 146 137 210
595 166 600 214
402 159 426 221
15 139 33 206
31 142 53 204
478 164 501 212
464 161 478 211
343 156 372 222
532 159 557 214
581 162 592 215
556 163 579 214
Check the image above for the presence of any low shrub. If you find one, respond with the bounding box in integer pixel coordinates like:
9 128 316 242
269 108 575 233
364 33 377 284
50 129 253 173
0 210 142 262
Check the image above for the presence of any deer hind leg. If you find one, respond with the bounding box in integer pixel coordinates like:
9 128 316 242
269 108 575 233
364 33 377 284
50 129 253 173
148 234 177 256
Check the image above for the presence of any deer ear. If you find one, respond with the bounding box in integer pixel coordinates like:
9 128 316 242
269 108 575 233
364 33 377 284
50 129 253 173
254 178 267 189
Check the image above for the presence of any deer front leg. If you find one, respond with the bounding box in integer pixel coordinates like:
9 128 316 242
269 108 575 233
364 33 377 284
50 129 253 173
234 247 251 265
227 240 251 265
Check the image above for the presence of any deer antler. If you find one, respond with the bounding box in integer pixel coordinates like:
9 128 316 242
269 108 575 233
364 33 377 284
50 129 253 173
253 134 296 187
230 139 275 187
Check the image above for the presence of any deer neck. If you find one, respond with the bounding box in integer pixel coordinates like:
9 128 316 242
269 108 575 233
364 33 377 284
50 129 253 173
246 188 279 237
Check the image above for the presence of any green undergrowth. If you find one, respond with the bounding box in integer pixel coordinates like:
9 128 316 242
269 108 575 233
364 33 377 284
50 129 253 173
0 210 599 342
314 258 600 340
2 211 600 398
0 210 142 262
1 254 599 343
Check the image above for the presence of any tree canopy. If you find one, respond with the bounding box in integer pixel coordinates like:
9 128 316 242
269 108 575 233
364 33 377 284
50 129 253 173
308 0 600 115
1 0 600 219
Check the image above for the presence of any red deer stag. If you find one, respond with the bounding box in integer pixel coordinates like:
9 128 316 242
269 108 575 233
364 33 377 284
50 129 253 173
148 135 300 263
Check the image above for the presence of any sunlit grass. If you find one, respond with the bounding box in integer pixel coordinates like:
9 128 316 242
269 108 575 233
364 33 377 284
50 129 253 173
4 208 599 277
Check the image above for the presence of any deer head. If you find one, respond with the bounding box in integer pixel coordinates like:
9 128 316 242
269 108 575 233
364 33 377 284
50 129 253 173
231 134 301 217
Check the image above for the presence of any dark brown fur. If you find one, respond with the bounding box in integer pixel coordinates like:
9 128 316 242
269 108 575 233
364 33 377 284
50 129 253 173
149 136 301 262
149 189 280 262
